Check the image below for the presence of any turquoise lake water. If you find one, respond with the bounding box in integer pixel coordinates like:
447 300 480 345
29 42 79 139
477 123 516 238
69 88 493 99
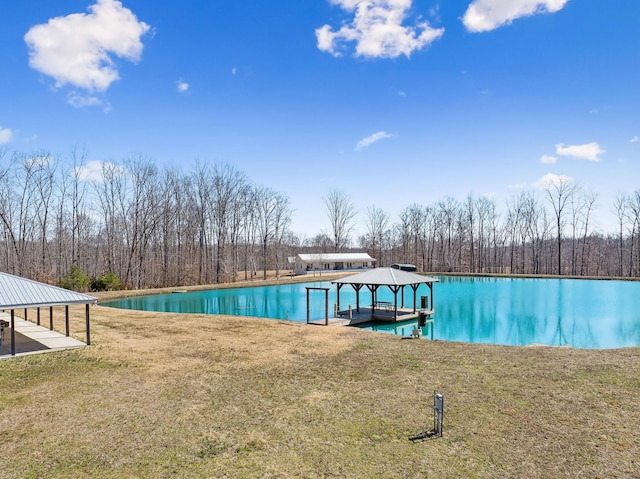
103 276 640 349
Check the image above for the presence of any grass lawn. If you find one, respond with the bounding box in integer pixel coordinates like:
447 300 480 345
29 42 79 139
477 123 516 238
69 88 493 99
1 278 639 478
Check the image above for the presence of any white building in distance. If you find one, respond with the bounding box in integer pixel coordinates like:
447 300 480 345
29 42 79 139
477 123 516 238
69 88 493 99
291 253 375 275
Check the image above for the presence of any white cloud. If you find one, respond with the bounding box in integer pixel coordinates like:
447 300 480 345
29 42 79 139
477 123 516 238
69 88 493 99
67 92 104 109
73 160 123 182
540 154 557 164
24 0 150 92
176 80 189 93
631 136 639 144
556 142 605 162
533 172 573 189
316 0 444 59
0 126 13 144
74 160 105 182
231 67 237 75
356 131 394 151
26 154 53 167
508 182 527 190
463 0 569 33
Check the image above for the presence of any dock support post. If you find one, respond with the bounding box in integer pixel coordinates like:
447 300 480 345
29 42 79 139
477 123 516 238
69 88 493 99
325 289 329 325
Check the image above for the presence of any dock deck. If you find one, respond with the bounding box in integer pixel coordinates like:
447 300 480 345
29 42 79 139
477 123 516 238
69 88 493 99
308 306 434 327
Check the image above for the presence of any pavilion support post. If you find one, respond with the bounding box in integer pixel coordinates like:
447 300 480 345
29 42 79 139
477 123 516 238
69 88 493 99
65 305 70 337
401 288 405 308
10 310 15 356
336 284 342 312
49 307 53 330
306 288 310 324
37 307 41 326
85 304 91 345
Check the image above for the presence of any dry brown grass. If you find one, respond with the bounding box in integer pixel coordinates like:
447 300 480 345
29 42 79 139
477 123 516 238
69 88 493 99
1 278 639 478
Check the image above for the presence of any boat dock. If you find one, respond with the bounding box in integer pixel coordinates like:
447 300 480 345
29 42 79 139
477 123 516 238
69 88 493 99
308 306 434 327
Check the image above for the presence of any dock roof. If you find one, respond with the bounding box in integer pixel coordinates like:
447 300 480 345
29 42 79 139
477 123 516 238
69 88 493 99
332 267 438 286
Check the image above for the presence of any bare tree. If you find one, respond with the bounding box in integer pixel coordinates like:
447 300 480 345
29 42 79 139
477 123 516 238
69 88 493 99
543 175 580 275
436 197 460 272
0 152 38 275
255 187 288 280
305 233 333 251
241 187 258 280
627 191 640 276
209 164 247 282
271 193 292 278
192 163 212 283
94 161 126 279
30 153 57 278
613 193 629 277
323 188 357 252
578 192 597 276
364 206 390 266
69 148 89 267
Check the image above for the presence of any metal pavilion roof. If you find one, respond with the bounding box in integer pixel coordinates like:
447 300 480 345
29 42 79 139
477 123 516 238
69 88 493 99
0 272 97 309
331 267 438 286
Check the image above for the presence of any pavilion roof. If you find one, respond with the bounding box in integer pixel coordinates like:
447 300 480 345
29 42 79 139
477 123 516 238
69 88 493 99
331 267 438 287
0 272 97 309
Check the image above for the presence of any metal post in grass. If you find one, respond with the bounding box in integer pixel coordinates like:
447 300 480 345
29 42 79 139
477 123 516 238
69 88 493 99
409 391 444 442
65 305 69 337
49 306 53 330
434 391 444 437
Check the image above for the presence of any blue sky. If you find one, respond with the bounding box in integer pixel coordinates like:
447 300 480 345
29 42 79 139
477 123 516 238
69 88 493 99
1 0 639 239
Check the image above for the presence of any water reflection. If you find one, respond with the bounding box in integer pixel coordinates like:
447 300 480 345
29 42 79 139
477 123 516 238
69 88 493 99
103 277 640 349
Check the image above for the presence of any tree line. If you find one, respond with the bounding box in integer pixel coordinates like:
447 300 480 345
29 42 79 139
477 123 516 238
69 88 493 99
355 182 640 278
0 149 292 289
1 148 640 290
